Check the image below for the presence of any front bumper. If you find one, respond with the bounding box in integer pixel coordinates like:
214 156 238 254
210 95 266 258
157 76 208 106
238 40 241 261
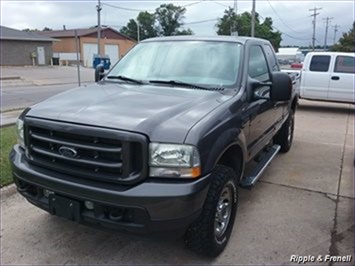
10 145 211 235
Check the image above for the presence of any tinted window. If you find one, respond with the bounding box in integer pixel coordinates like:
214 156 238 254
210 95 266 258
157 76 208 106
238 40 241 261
309 55 331 72
264 45 279 71
334 56 355 74
249 46 270 82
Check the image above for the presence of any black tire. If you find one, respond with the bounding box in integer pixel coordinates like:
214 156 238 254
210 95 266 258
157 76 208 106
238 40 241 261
184 165 238 257
274 110 295 153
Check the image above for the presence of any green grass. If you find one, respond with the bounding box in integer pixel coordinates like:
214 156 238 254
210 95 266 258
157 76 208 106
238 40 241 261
1 126 17 187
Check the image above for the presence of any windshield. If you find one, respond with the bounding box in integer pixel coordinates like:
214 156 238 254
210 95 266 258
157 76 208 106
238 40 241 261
107 41 242 88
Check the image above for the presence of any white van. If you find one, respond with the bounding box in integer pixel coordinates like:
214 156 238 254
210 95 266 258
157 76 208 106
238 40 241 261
300 52 354 104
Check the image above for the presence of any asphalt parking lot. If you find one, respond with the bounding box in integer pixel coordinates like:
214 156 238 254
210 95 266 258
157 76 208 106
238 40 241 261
1 100 354 265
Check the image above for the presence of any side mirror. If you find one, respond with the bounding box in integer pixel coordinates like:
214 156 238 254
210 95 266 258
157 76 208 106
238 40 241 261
248 78 272 101
270 72 292 101
95 64 105 82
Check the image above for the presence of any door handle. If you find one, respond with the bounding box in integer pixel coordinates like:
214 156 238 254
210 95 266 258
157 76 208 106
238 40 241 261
331 76 340 80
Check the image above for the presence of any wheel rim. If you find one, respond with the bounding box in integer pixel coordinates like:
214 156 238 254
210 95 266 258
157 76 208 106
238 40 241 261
214 185 233 238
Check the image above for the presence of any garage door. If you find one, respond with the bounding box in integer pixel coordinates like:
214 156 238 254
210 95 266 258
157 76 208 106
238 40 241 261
83 43 98 67
105 44 120 65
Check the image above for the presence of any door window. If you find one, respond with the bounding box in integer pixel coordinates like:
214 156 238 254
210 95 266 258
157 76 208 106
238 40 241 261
309 55 331 72
264 45 279 72
334 56 355 74
249 46 270 82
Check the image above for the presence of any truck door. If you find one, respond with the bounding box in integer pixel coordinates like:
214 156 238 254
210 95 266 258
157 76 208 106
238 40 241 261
328 55 355 103
247 45 277 158
301 54 331 100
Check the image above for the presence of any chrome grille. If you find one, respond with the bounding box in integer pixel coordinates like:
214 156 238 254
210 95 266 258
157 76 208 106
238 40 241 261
25 118 147 184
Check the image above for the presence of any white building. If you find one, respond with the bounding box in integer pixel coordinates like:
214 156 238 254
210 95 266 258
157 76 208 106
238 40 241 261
276 48 305 64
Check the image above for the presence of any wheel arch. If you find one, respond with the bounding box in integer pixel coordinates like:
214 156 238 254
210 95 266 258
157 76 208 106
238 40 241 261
291 96 298 112
214 142 245 183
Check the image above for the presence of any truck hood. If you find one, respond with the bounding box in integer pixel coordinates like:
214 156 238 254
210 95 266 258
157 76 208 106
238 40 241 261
28 82 233 143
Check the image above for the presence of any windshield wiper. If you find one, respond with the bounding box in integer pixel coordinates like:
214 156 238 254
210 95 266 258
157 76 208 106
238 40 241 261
149 80 211 90
106 75 144 84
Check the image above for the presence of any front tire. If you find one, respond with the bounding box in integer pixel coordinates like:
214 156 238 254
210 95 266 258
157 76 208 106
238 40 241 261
184 165 238 257
274 110 295 153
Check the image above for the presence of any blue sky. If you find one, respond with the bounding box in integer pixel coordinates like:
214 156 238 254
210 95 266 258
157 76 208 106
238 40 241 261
1 0 354 46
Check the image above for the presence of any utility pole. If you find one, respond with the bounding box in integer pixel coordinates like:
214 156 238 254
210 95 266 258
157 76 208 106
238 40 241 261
134 20 140 42
251 0 256 37
74 30 81 87
231 0 238 36
323 17 333 51
96 0 102 56
309 7 322 51
332 24 339 45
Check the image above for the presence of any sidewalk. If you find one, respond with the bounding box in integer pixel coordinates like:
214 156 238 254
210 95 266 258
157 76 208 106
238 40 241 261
1 66 95 87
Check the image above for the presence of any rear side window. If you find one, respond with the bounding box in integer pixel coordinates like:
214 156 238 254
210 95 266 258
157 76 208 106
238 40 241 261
334 56 355 74
309 55 331 72
249 46 270 82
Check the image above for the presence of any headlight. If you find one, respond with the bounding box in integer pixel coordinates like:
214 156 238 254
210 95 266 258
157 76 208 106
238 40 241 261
149 143 201 178
16 118 25 148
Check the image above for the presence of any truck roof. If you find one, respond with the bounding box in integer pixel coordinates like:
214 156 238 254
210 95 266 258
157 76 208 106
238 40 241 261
305 51 355 57
141 35 270 44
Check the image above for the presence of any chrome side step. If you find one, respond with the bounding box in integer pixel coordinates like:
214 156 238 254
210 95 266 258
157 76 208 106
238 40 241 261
240 145 281 188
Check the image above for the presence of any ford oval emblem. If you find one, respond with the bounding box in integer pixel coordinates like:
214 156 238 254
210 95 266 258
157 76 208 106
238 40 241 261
58 146 78 158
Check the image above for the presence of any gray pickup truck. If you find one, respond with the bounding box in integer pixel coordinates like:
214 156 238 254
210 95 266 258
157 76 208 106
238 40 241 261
10 36 297 257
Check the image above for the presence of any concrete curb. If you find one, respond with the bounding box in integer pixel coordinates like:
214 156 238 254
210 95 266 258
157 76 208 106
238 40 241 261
0 184 17 200
0 76 21 80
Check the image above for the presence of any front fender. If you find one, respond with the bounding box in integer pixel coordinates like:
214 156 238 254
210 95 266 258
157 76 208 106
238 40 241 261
205 129 247 174
184 95 248 176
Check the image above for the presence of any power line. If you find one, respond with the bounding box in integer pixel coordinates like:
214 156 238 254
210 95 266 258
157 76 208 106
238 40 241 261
266 0 304 34
272 24 311 41
181 1 206 8
102 3 155 12
258 14 310 41
185 18 218 25
102 1 205 13
104 1 311 43
208 0 230 8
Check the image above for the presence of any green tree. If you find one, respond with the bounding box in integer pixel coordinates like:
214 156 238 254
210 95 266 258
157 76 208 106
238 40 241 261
175 28 194 35
120 11 158 41
216 8 282 50
332 22 355 52
23 27 52 32
215 7 238 35
22 28 39 32
155 3 193 36
256 17 282 51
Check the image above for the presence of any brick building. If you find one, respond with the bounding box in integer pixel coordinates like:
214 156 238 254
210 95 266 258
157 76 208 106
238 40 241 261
39 27 136 67
0 26 56 66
